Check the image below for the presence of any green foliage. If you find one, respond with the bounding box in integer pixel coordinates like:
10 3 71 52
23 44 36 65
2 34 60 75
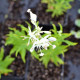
41 0 73 17
5 25 33 63
5 9 77 67
5 22 77 68
40 24 77 67
0 48 14 78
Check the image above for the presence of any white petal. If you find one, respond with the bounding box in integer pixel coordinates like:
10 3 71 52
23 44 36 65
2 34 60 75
42 43 49 50
48 37 56 41
44 35 50 39
27 9 37 23
27 9 31 13
52 45 56 49
39 52 44 56
42 31 51 34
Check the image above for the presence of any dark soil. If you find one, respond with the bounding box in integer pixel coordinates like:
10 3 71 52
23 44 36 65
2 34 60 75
27 57 61 80
65 39 80 80
8 55 26 77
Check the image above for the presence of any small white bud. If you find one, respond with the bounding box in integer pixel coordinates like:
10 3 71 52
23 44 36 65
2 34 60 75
27 9 37 24
48 37 56 42
39 52 44 56
30 47 34 52
52 45 56 49
27 9 31 13
43 31 51 34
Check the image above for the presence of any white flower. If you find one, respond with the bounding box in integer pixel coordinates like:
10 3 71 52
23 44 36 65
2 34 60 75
30 35 50 52
27 8 57 53
39 36 50 50
28 26 38 40
35 27 51 36
27 9 37 26
39 52 44 56
42 31 51 35
52 45 56 49
48 37 56 42
42 43 49 50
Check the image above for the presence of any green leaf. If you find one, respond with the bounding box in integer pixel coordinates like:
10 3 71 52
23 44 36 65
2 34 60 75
0 48 4 61
20 48 26 63
31 50 39 60
25 21 32 29
5 24 33 63
41 45 68 67
63 40 77 46
41 0 73 17
75 19 80 27
0 48 14 78
51 56 64 66
40 53 51 68
52 24 57 35
61 33 71 39
0 56 14 68
17 24 29 33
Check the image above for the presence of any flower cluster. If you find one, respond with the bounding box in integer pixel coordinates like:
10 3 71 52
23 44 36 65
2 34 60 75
22 9 57 56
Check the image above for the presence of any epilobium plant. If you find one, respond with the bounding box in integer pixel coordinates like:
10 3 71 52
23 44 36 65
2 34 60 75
41 0 73 17
0 48 14 78
5 9 76 67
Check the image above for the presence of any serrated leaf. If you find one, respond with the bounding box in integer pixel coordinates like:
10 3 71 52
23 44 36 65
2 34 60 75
51 56 64 66
40 53 51 68
41 0 73 17
0 56 14 68
20 48 26 63
31 50 39 60
17 24 28 33
0 48 14 78
63 40 77 46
